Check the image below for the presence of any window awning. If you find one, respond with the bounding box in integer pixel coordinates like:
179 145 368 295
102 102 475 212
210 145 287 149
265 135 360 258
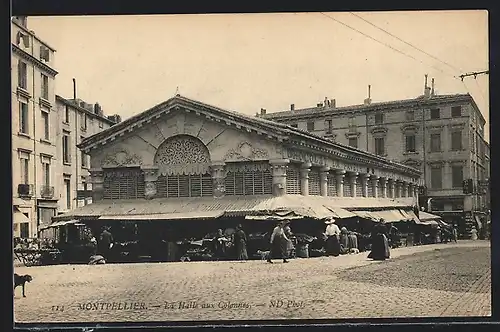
13 207 30 224
97 211 224 221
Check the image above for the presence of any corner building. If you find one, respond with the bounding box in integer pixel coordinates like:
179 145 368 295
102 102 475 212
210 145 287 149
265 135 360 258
261 83 489 237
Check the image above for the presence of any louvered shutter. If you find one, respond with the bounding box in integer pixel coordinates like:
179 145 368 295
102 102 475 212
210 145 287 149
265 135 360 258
377 183 383 197
356 177 363 197
343 179 352 197
286 166 301 194
244 171 254 195
253 170 264 195
263 169 273 194
225 172 235 196
308 169 321 196
191 175 202 197
201 173 213 197
327 174 337 196
367 183 374 197
234 172 244 195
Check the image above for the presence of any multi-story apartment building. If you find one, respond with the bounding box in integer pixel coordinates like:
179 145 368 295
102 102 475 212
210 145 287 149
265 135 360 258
11 16 119 238
261 77 489 237
11 16 58 238
54 96 118 216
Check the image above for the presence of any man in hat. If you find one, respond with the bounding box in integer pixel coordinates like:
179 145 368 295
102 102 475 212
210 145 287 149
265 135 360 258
324 218 341 257
98 226 114 261
268 221 290 263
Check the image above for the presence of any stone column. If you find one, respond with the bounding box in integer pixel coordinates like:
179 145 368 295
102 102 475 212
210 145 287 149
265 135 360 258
349 172 358 198
371 175 379 198
270 159 289 196
211 162 227 198
319 166 330 197
90 168 104 202
142 166 159 199
380 177 388 198
300 162 311 196
360 173 369 197
335 170 346 198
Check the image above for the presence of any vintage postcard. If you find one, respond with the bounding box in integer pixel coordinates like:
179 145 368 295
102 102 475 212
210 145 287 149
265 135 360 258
11 11 490 325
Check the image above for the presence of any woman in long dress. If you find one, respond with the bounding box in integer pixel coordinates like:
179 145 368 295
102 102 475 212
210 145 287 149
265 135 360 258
268 221 290 263
470 226 478 241
368 219 390 260
339 227 350 254
284 225 294 258
324 219 341 257
233 224 248 260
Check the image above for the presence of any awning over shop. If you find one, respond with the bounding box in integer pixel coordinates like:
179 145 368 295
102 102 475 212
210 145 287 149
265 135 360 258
39 219 80 230
399 209 419 221
98 211 224 221
415 219 439 226
13 206 30 223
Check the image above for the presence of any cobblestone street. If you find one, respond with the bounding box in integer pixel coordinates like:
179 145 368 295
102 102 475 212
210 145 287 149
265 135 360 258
13 241 491 323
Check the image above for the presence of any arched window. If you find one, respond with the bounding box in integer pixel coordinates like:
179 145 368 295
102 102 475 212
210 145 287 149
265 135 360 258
154 135 213 197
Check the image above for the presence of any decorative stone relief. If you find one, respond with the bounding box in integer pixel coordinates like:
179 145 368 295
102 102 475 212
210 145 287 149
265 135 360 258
223 141 269 161
154 134 212 175
102 148 143 167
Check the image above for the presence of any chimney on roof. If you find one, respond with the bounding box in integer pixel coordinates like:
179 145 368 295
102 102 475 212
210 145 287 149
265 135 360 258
431 78 435 97
324 97 330 108
330 99 336 108
363 85 372 105
72 78 77 100
290 104 295 111
424 74 431 98
260 108 267 116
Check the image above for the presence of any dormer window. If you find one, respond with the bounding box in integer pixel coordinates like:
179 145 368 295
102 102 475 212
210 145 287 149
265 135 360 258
40 45 50 62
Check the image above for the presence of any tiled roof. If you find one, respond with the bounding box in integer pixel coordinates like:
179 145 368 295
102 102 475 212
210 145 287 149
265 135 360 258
53 195 415 221
78 95 421 176
261 93 477 120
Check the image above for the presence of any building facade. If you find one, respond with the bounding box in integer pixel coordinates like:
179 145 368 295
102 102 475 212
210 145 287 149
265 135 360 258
261 78 489 235
56 95 422 227
11 16 58 238
54 96 117 216
11 16 117 238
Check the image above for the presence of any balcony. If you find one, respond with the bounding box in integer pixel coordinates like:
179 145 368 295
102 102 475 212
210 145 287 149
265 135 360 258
17 184 34 197
40 185 55 199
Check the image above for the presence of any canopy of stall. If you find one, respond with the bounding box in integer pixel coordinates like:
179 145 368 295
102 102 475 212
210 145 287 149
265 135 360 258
39 219 80 230
352 209 410 223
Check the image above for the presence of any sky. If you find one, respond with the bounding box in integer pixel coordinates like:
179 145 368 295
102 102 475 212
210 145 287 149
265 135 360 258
27 11 489 141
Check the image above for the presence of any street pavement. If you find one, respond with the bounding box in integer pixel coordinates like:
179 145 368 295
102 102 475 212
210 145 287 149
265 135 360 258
13 240 491 323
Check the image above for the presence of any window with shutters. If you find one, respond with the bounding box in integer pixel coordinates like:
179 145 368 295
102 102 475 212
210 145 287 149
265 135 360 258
18 61 27 89
307 121 315 131
451 165 463 188
286 165 301 194
387 184 393 198
451 106 462 117
430 133 441 152
156 173 212 198
451 131 462 151
348 137 358 148
405 134 416 152
430 166 442 189
430 108 440 120
343 180 352 197
41 74 49 100
308 169 321 196
355 177 363 197
225 169 272 196
374 137 385 156
19 101 29 134
103 168 145 200
327 174 337 196
375 113 384 125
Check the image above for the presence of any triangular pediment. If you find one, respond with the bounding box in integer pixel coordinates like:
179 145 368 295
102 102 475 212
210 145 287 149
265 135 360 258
79 95 289 153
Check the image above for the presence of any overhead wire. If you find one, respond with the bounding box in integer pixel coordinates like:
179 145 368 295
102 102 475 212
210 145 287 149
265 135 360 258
318 12 462 81
348 12 464 74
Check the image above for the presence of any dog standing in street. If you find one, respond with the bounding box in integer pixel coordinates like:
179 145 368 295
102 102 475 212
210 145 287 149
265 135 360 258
14 273 33 298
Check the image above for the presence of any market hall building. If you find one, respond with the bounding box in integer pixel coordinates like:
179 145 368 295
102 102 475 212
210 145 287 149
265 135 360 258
53 95 423 258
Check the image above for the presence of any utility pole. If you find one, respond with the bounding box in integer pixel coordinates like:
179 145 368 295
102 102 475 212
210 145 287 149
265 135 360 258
458 70 489 81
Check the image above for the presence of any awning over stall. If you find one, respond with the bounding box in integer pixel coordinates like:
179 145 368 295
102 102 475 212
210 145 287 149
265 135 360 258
98 211 224 221
53 194 414 222
39 219 80 230
418 211 442 221
352 209 410 223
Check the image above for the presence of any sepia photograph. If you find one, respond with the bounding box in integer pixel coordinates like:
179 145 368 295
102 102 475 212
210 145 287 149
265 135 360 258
11 10 490 325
